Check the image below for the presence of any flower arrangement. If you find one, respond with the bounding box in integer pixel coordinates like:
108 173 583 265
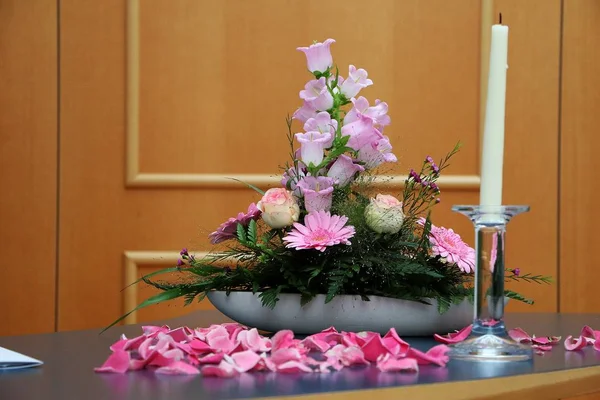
113 39 551 328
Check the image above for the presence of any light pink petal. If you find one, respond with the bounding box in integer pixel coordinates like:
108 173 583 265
154 333 176 353
270 348 303 365
302 336 330 353
137 337 155 360
564 335 587 351
361 334 390 362
142 325 170 336
189 339 212 354
382 328 410 357
433 325 472 344
407 345 449 367
94 350 131 373
376 354 419 373
230 350 261 373
206 325 230 342
508 327 532 344
277 360 313 373
166 327 193 342
129 358 148 370
201 361 239 378
197 352 224 364
594 340 600 352
109 337 127 352
272 330 295 352
340 346 369 367
207 335 236 354
173 342 192 354
156 361 200 375
581 325 598 344
532 344 553 352
123 335 147 351
256 354 277 372
342 333 360 347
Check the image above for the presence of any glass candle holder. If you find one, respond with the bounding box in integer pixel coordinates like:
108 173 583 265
448 205 532 361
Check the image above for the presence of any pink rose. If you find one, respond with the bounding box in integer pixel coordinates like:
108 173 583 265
257 188 300 229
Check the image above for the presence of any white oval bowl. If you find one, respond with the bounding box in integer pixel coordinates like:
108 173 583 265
207 291 473 336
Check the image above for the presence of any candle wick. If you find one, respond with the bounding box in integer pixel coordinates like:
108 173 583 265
499 12 503 24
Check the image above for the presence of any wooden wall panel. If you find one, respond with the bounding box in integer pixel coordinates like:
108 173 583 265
0 0 57 335
560 0 600 313
493 0 561 312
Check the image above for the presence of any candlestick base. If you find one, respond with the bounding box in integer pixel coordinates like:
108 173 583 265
448 205 533 362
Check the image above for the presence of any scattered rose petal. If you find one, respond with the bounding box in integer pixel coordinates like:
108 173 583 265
564 335 587 351
230 350 262 372
376 354 419 373
580 326 598 344
361 334 390 362
434 325 472 344
382 328 410 357
532 344 553 352
156 361 200 375
201 361 239 378
594 340 600 352
189 339 212 354
508 327 532 344
270 348 303 365
271 330 295 352
94 350 130 373
340 346 369 366
167 327 193 342
407 345 449 367
277 360 313 373
198 352 225 364
302 336 330 353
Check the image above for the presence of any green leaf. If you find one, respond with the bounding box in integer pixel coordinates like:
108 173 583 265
300 293 314 307
237 223 247 243
226 178 265 195
101 288 186 334
121 266 181 291
504 290 534 305
247 219 257 245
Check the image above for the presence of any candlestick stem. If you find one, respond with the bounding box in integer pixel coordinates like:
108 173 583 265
448 205 532 362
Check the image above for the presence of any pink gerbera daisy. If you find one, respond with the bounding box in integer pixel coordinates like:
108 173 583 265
429 225 475 273
208 203 262 244
283 211 355 252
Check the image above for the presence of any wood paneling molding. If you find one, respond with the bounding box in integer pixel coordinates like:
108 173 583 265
125 0 481 190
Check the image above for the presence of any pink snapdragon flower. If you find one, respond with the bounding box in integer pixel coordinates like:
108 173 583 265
299 78 334 111
208 203 262 244
428 224 475 273
327 154 365 186
340 114 384 151
296 176 335 212
304 111 337 148
293 101 319 123
296 38 336 73
295 131 332 166
357 136 397 169
344 97 391 129
340 65 373 98
283 211 355 252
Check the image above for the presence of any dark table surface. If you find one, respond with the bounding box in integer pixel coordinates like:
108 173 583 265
1 312 600 400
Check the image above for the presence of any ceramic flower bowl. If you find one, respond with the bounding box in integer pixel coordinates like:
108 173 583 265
207 291 473 336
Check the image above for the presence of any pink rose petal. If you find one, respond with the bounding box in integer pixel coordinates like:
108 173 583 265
123 335 147 351
221 323 245 337
129 358 149 370
508 327 532 344
166 327 193 342
434 325 472 344
407 345 449 367
142 325 169 336
532 344 553 352
270 348 303 365
376 354 419 373
594 340 600 352
531 336 560 346
229 350 261 373
277 360 313 373
137 337 155 360
94 350 131 373
189 339 212 354
201 361 239 378
207 335 237 354
581 326 598 344
198 352 225 364
271 330 295 352
564 335 587 351
340 346 369 367
361 334 390 362
156 361 200 375
110 336 128 352
382 328 410 357
238 328 271 352
302 336 330 353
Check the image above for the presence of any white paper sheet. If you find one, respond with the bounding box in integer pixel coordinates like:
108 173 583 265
0 346 43 370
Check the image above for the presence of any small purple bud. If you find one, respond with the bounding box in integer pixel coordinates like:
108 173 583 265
430 182 439 192
409 169 422 183
513 268 520 276
435 198 441 204
431 163 440 173
425 156 434 164
180 248 188 256
177 259 184 266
